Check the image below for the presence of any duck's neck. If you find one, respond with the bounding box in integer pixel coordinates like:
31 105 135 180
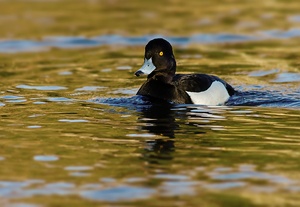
147 59 176 83
147 69 175 83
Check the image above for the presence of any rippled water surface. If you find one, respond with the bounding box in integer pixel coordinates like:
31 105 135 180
0 0 300 206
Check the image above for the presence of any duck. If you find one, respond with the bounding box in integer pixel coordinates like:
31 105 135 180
135 38 235 105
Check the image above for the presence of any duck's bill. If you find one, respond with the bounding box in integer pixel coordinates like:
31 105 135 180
134 58 156 76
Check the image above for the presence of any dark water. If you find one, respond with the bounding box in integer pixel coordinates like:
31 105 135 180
0 1 300 206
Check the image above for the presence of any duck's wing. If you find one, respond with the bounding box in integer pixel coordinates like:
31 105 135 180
173 74 235 96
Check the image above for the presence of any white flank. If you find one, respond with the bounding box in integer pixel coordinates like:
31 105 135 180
186 81 230 105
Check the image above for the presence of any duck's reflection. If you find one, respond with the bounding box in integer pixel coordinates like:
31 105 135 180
136 104 214 163
138 104 178 138
136 103 177 161
136 102 225 161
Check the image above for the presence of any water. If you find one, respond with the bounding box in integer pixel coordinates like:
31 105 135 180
3 29 300 53
0 0 300 206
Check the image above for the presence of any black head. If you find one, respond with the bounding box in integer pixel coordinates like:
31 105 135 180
135 38 176 77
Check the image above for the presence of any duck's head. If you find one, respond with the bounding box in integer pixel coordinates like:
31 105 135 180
135 38 176 77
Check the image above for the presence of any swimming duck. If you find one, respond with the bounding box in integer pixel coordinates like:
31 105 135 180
135 38 235 105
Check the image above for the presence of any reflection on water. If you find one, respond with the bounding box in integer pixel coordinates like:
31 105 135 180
272 72 300 83
16 84 67 91
0 92 300 206
3 28 300 53
0 63 298 206
0 1 300 205
1 158 300 202
33 155 59 162
138 104 177 138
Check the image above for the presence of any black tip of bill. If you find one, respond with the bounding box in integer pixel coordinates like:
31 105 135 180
134 70 144 77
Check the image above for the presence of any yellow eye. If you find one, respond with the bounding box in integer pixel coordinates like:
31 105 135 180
159 51 163 56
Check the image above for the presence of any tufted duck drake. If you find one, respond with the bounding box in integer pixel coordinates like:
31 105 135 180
135 38 235 105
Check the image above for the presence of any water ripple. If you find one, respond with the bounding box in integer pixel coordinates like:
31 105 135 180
16 84 67 91
1 164 299 204
58 119 89 123
75 86 107 91
33 155 59 162
2 28 300 53
93 88 300 108
248 69 280 77
271 73 300 83
81 186 155 202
